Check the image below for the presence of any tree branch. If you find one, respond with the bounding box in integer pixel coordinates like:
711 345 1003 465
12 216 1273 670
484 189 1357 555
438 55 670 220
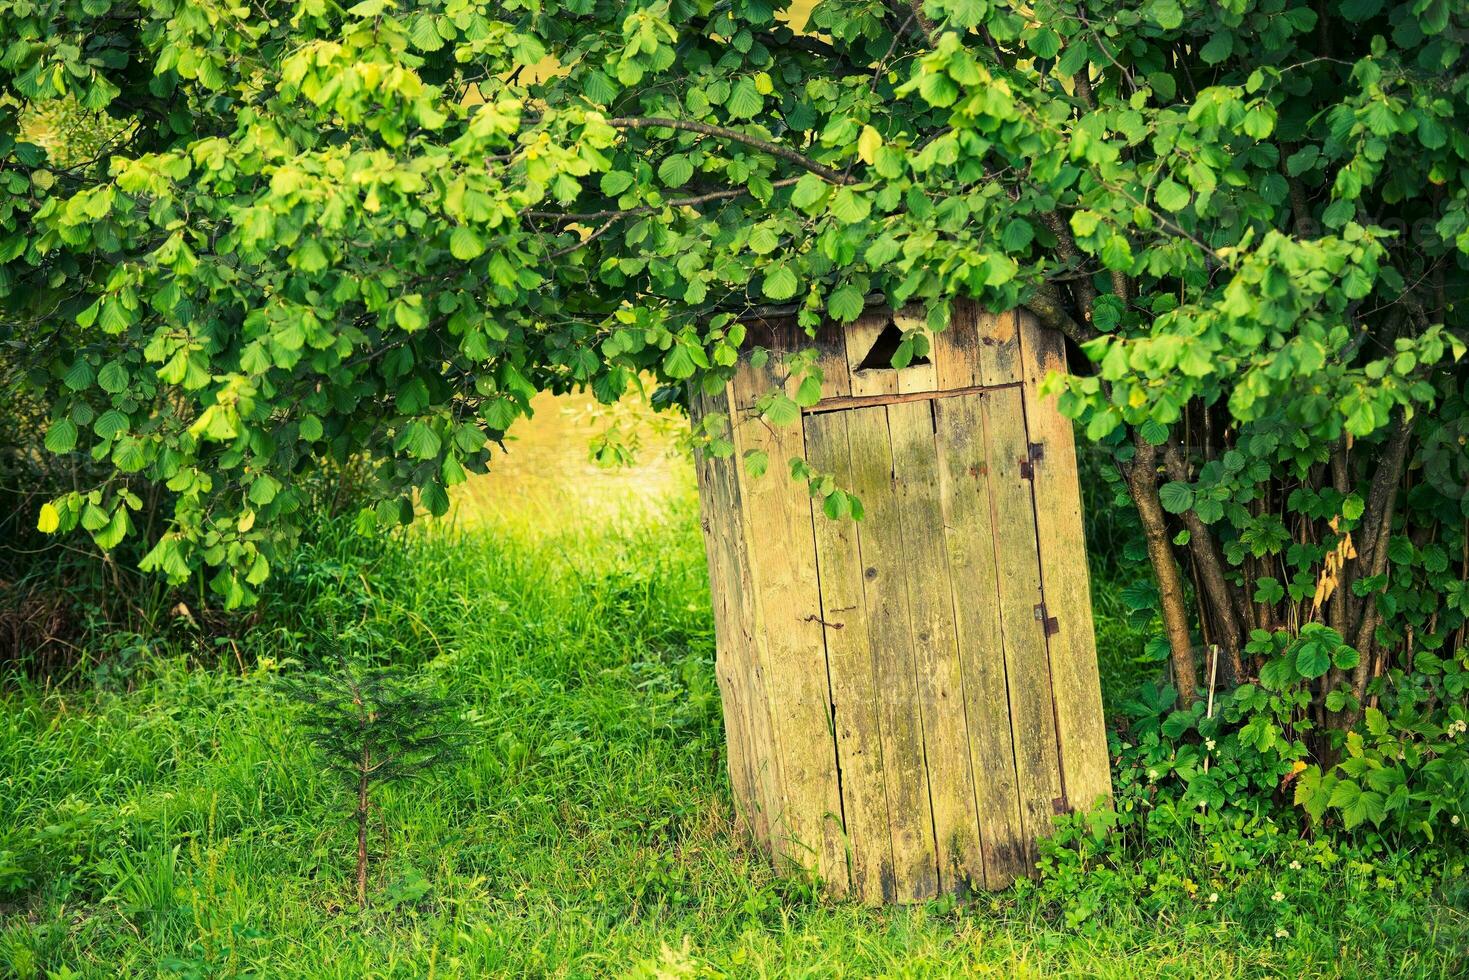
1028 281 1098 347
607 117 856 184
525 177 801 224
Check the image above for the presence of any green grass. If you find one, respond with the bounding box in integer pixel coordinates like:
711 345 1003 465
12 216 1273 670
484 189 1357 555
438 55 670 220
2 500 1466 978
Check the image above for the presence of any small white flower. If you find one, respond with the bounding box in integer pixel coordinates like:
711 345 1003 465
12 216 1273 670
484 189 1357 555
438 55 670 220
1453 815 1461 826
1275 928 1290 939
1207 892 1219 904
1272 891 1285 902
1289 860 1302 870
1147 768 1158 781
1205 738 1216 751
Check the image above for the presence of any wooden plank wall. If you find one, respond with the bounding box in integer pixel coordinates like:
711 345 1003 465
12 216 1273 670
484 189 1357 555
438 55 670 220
1016 310 1113 813
691 301 1110 903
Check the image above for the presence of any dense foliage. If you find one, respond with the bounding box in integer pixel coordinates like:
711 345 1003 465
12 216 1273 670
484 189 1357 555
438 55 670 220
3 1 1468 837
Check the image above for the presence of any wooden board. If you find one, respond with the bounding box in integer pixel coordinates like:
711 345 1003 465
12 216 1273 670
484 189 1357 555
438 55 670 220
843 404 940 900
932 392 1030 887
690 385 781 850
979 385 1063 859
930 299 983 391
1017 311 1113 813
730 363 848 890
887 399 983 894
804 410 896 903
811 323 852 403
979 308 1023 388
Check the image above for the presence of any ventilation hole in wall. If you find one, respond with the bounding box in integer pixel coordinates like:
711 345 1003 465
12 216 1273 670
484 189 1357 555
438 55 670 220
856 318 930 371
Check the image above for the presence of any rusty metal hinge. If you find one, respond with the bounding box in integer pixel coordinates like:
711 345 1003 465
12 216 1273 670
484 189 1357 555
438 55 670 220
1019 442 1045 479
1033 603 1059 636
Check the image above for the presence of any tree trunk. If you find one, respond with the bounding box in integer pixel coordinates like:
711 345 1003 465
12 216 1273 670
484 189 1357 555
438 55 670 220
1162 442 1247 685
357 752 370 908
1339 415 1413 729
1126 435 1199 708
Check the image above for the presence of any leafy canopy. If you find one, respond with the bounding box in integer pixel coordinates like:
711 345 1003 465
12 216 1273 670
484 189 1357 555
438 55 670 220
2 0 1467 606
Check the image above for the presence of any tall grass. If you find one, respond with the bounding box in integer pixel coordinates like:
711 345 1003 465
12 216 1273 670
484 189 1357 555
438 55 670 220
1 500 1465 977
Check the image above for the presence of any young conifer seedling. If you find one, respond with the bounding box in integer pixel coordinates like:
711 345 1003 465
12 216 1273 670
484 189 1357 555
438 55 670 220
281 658 463 908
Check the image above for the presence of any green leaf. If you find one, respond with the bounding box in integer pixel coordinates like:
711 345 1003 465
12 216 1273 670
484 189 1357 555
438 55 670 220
827 284 865 322
583 70 618 104
725 77 762 119
1296 640 1332 679
64 360 94 391
600 170 634 196
1286 145 1319 176
45 418 78 454
1145 0 1183 29
795 373 822 408
94 410 129 440
1027 27 1061 59
1001 218 1034 251
1155 179 1190 212
663 343 697 379
397 422 442 460
790 173 828 211
97 361 129 393
829 188 871 224
450 226 484 260
762 393 800 427
1159 481 1194 514
747 225 780 255
761 264 799 301
1329 778 1385 829
657 154 694 188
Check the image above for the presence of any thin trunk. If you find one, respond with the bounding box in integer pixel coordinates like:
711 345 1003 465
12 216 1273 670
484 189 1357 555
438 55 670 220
1328 438 1352 635
1127 435 1199 708
357 750 370 908
1162 442 1247 684
1340 416 1413 727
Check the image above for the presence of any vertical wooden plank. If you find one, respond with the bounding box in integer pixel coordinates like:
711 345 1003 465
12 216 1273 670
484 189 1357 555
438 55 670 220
731 366 849 892
690 385 780 853
933 393 1030 887
845 309 899 397
930 299 983 390
811 324 851 403
891 307 939 394
887 399 984 894
981 386 1063 860
733 316 799 413
804 411 895 904
844 405 940 901
1017 311 1113 813
979 308 1023 387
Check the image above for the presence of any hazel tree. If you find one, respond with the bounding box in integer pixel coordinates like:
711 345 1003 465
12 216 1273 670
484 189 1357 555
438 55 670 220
3 1 1468 736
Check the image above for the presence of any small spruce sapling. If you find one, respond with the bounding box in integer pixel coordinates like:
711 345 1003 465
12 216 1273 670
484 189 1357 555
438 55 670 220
281 656 463 908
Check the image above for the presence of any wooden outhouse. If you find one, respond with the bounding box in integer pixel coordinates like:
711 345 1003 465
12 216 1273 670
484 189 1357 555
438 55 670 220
691 301 1111 903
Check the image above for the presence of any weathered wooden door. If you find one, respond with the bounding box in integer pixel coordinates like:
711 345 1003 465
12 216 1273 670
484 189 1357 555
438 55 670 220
803 385 1067 902
692 303 1110 905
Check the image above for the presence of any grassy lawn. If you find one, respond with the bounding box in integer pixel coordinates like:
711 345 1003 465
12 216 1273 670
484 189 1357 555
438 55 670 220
2 497 1466 977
